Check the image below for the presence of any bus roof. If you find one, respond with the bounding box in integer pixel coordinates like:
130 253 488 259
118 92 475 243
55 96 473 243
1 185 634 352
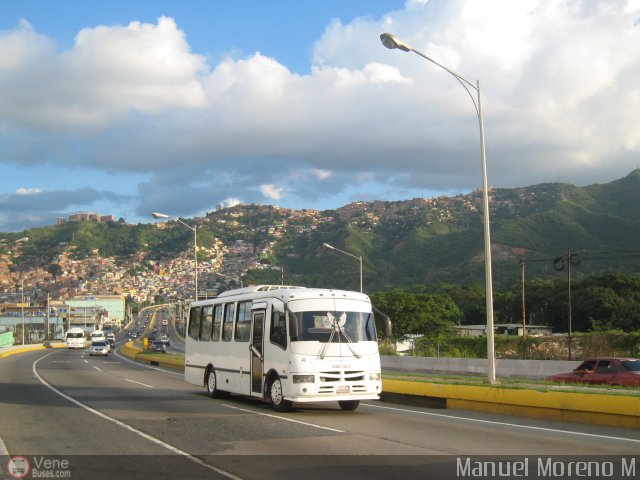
217 285 305 297
192 285 370 305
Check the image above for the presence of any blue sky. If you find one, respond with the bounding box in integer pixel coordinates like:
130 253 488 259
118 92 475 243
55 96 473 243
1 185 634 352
1 0 639 232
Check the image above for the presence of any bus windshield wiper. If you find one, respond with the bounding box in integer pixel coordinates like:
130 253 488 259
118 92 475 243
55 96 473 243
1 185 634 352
318 312 360 359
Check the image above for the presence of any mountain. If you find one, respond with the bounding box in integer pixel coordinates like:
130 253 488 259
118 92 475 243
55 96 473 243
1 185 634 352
267 169 640 290
2 170 640 293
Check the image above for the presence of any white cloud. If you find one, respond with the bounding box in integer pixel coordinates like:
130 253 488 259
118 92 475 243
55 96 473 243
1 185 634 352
15 188 43 195
0 16 206 130
1 1 640 229
312 169 332 180
260 184 283 201
222 198 241 208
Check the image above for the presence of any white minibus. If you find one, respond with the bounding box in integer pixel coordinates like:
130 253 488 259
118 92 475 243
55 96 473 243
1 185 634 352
66 328 89 349
184 285 381 412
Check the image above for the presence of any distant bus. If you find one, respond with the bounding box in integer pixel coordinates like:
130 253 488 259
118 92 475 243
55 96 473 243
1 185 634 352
90 330 106 343
66 328 89 349
184 285 381 412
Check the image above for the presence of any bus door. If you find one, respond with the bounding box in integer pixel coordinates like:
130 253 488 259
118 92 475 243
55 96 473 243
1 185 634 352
250 310 265 395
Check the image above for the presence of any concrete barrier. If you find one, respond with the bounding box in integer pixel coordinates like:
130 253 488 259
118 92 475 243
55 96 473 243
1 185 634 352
0 344 45 358
119 341 184 369
382 378 640 429
381 355 579 379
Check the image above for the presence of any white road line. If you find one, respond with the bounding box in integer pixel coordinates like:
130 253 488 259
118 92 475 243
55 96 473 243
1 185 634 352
125 378 154 388
83 359 88 364
363 403 640 444
92 365 102 372
222 404 345 433
33 352 244 480
0 435 9 455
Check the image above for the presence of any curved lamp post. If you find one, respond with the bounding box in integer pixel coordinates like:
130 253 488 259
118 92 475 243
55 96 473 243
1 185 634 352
323 243 363 293
152 213 199 302
380 32 496 383
15 237 29 344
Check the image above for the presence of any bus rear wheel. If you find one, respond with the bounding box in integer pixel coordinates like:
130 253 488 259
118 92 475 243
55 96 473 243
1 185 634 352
269 377 292 412
338 400 360 411
206 367 226 399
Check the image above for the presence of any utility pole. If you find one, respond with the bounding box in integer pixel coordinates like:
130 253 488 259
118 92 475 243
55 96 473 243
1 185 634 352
520 259 526 359
46 292 50 341
554 251 581 361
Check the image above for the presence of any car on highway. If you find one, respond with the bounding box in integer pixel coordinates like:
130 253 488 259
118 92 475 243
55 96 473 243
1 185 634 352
160 333 170 345
89 341 110 356
106 333 116 347
546 357 640 387
150 341 166 353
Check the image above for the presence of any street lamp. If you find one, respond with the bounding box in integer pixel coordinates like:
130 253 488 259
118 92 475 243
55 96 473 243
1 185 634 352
151 213 199 302
15 237 29 345
322 243 363 293
380 32 496 384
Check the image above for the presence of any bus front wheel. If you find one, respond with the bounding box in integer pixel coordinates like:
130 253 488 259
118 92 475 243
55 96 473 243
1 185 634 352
338 400 360 411
269 377 292 412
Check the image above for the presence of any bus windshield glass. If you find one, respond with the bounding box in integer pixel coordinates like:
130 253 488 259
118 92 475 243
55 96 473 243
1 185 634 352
290 311 376 342
67 332 84 338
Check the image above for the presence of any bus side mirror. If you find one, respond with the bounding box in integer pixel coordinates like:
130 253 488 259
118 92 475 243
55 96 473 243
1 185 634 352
272 298 297 339
272 299 285 314
288 310 298 339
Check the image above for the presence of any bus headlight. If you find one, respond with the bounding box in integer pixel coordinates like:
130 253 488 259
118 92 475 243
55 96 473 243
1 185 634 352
369 373 381 381
293 375 315 384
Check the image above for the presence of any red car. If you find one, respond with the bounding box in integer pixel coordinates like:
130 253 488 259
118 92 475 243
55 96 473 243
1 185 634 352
546 357 640 387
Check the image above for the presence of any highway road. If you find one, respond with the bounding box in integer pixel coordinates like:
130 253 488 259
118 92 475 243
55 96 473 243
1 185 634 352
1 345 638 479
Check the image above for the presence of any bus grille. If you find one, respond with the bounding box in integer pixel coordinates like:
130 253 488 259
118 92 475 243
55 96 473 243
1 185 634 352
317 370 367 394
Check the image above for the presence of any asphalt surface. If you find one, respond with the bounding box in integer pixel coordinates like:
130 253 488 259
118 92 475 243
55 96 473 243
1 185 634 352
1 322 639 479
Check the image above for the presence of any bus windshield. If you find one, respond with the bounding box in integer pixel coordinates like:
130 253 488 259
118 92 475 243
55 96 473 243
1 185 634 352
290 311 376 342
67 332 84 338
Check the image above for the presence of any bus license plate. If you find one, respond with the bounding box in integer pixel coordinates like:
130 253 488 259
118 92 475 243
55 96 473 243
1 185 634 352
336 386 350 394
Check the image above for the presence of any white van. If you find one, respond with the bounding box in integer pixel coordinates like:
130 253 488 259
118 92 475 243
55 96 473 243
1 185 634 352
90 330 106 342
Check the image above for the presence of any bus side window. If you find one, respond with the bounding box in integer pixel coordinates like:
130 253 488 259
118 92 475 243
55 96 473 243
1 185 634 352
222 303 235 342
235 301 251 342
212 304 222 341
270 310 287 350
188 307 202 340
199 306 213 341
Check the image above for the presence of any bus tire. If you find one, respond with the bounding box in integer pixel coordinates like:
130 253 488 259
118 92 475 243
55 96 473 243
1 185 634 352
338 400 360 411
205 367 225 399
269 377 292 412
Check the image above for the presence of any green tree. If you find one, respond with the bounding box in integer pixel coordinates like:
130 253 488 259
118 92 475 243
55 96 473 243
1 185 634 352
371 290 462 338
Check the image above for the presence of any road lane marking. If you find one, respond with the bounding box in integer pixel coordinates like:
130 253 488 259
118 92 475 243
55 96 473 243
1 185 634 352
92 365 102 372
125 378 153 388
33 352 244 480
363 403 640 444
0 436 9 455
222 404 345 433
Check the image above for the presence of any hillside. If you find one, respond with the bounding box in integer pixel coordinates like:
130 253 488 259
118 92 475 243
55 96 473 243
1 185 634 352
269 170 640 291
2 170 640 294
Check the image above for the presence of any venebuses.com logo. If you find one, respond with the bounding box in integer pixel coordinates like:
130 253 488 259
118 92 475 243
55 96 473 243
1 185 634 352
5 456 71 479
6 456 30 479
